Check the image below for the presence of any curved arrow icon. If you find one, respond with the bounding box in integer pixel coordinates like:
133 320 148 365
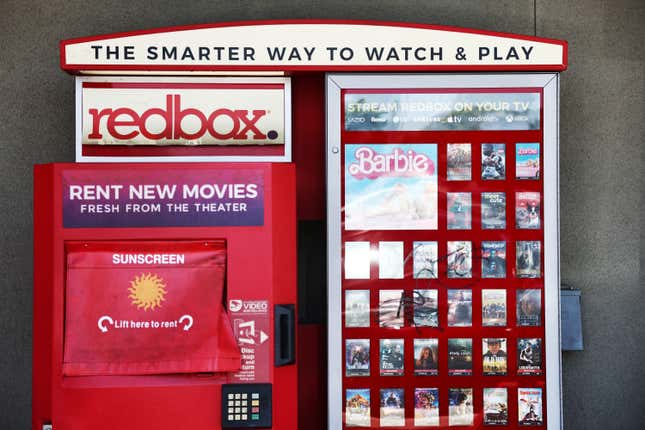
179 315 193 331
98 316 113 333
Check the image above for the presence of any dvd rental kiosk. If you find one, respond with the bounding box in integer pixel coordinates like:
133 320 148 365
34 21 567 430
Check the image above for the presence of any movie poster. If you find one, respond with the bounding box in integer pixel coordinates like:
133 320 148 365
345 339 370 376
518 388 543 426
413 289 438 327
344 241 370 279
447 241 472 278
481 192 506 229
380 339 404 376
380 389 405 427
517 290 542 327
481 241 507 278
516 143 540 180
481 143 506 180
379 290 405 328
413 241 438 279
448 338 473 376
516 192 541 229
482 338 508 376
346 388 371 427
518 338 543 375
414 388 439 427
448 289 472 327
379 241 404 279
449 388 473 426
447 143 472 181
516 241 541 278
345 290 370 327
482 289 507 326
345 144 438 230
483 388 509 425
414 339 439 376
447 192 472 230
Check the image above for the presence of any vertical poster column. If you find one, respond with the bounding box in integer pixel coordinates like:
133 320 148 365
328 74 561 430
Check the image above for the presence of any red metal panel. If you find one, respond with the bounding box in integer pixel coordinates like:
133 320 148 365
32 163 297 430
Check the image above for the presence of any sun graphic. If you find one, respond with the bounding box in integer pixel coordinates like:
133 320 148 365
128 273 167 311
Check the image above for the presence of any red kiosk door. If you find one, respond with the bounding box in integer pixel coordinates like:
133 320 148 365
33 162 297 430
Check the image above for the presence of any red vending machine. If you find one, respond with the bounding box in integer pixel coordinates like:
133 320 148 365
41 20 568 430
32 79 297 429
327 74 562 429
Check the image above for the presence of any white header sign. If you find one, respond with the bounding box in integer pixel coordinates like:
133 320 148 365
61 21 567 73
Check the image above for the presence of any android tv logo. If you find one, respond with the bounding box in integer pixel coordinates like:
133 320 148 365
128 273 167 311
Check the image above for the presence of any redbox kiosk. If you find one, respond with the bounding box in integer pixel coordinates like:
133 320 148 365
34 20 567 430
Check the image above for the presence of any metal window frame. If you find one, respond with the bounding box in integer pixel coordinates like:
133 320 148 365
326 73 561 429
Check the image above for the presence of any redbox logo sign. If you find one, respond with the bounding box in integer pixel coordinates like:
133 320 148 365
81 85 285 146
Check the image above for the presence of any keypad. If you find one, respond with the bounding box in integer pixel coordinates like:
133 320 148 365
222 384 272 428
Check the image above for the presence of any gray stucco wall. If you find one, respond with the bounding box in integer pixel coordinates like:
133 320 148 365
1 1 643 428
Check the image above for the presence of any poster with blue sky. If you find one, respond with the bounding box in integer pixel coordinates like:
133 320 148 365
344 144 438 230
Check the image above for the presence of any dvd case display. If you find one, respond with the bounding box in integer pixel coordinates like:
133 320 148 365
516 241 541 278
518 388 543 426
518 338 543 375
447 241 472 278
447 143 472 181
346 388 371 427
516 143 540 180
482 289 507 326
483 388 509 425
517 290 542 327
379 241 404 279
481 241 507 278
344 241 370 279
448 289 473 327
413 241 438 279
482 338 508 376
481 192 506 229
345 290 370 327
413 289 438 327
332 82 559 430
413 339 439 376
449 388 474 426
380 389 405 427
380 339 404 376
481 143 506 180
379 290 405 328
448 339 473 376
447 192 472 230
516 192 541 229
414 388 439 427
345 339 370 377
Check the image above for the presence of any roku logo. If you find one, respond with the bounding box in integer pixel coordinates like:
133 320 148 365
87 94 277 142
348 147 436 179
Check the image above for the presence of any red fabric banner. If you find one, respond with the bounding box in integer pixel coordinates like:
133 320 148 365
63 241 241 376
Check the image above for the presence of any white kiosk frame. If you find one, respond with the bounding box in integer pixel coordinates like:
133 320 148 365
326 73 561 429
